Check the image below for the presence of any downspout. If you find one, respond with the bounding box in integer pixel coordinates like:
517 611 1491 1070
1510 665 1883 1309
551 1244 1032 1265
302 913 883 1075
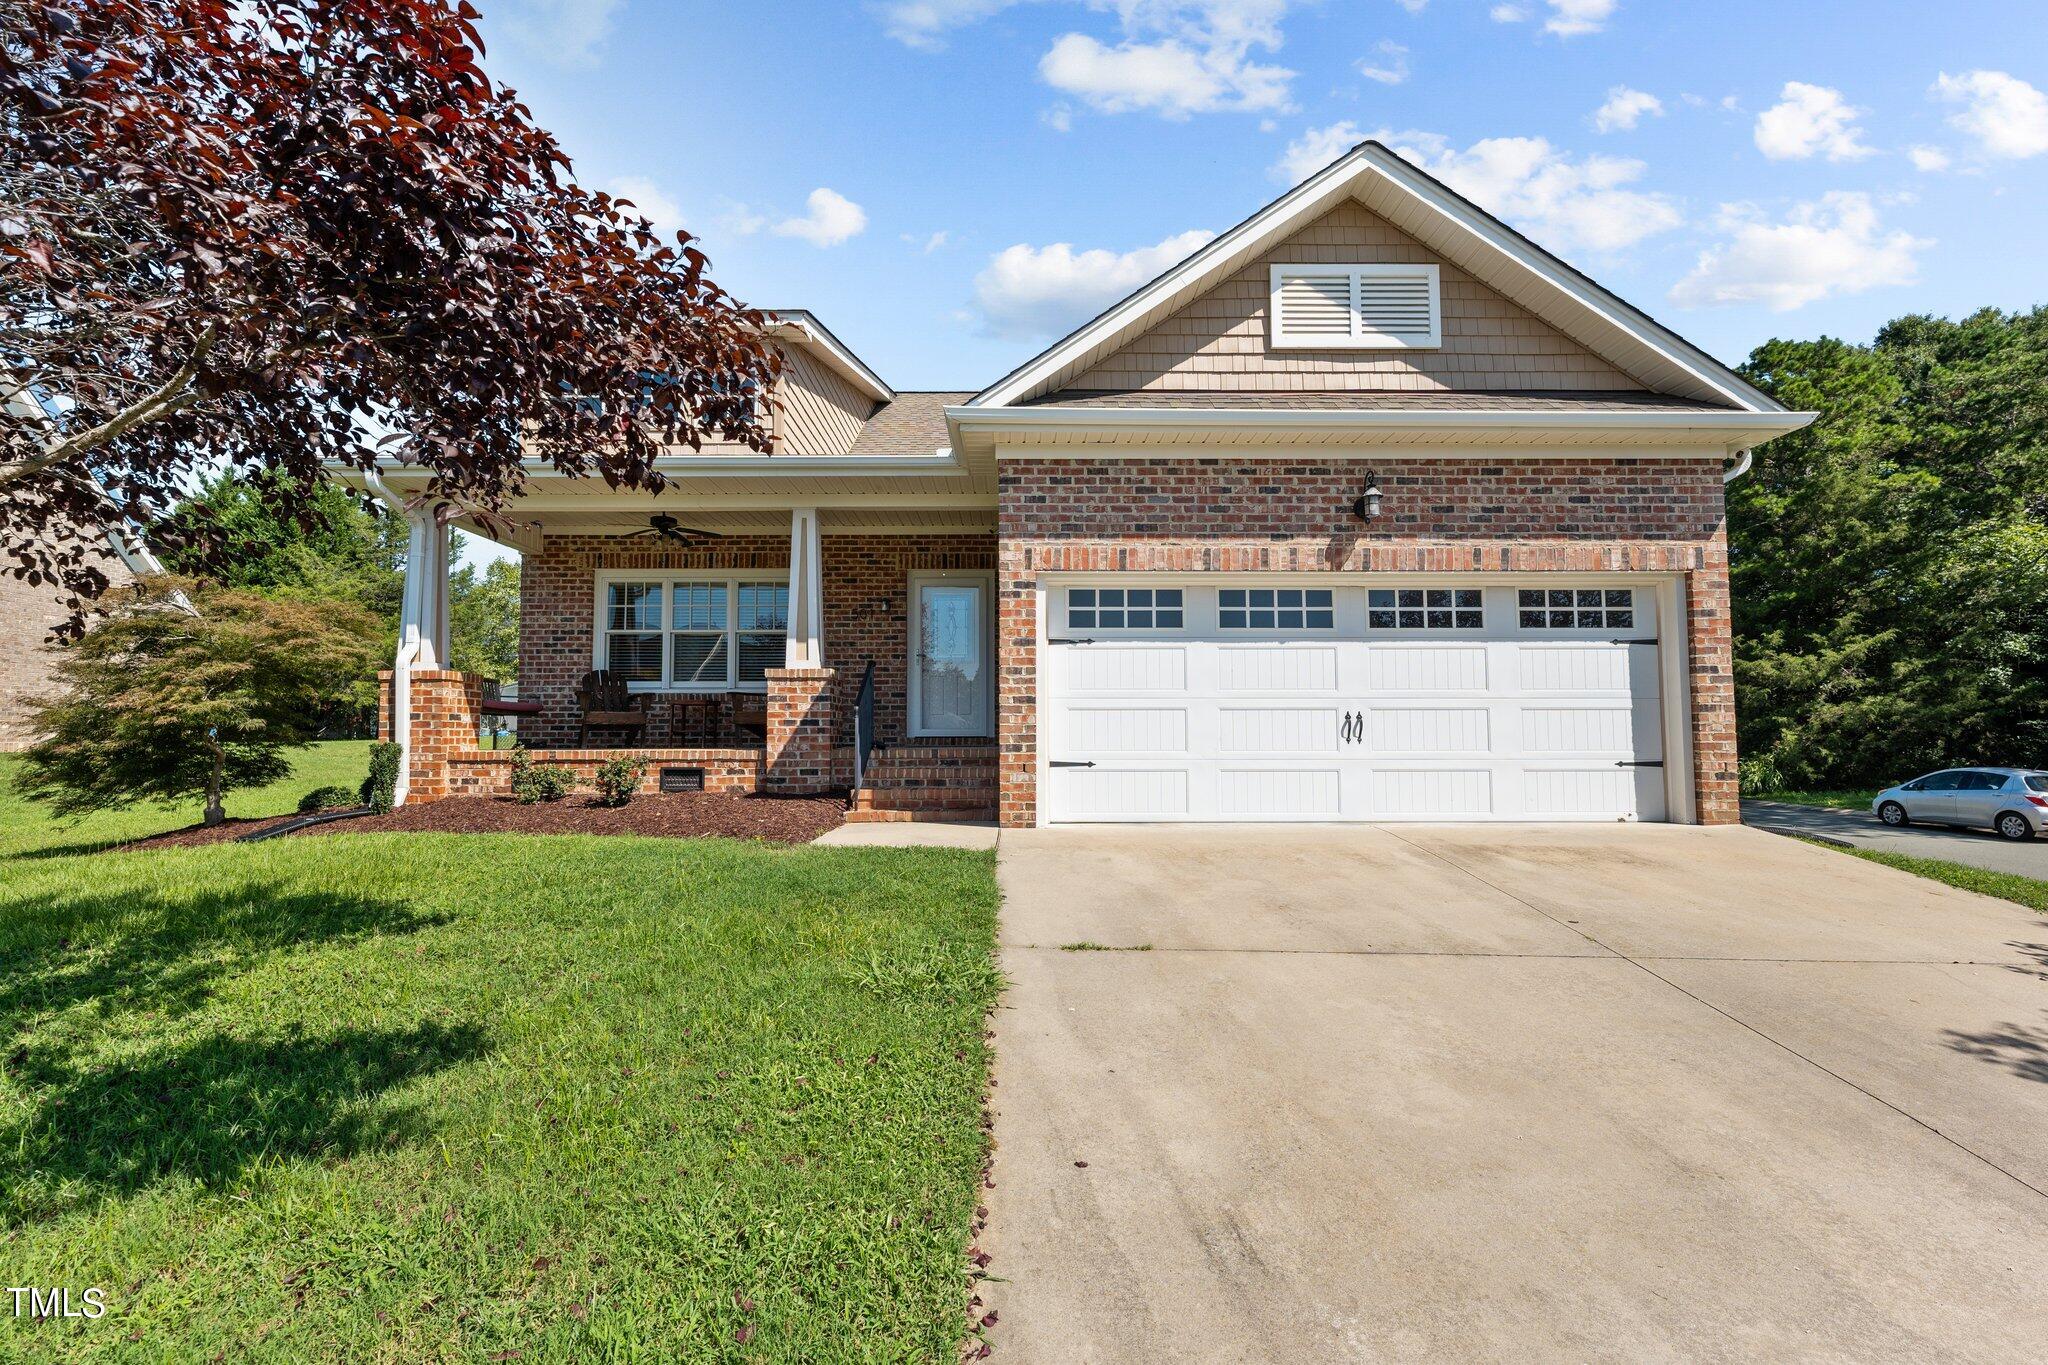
362 467 421 808
1722 448 1754 484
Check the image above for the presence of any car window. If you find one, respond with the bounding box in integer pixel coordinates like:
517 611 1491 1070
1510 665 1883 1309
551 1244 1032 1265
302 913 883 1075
2028 775 2048 793
1959 772 2007 790
1920 771 1968 791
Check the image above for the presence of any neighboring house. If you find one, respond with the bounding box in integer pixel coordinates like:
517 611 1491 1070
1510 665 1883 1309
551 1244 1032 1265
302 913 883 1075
0 519 161 751
341 143 1812 825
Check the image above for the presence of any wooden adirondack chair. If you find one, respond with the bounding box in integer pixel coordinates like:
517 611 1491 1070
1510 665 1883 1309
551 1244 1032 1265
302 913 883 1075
574 670 645 745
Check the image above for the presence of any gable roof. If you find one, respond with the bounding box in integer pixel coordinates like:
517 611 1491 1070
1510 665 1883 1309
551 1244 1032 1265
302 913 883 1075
765 309 895 403
967 141 1786 415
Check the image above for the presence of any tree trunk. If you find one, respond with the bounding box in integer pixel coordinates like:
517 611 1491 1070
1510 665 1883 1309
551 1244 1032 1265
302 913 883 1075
203 745 225 826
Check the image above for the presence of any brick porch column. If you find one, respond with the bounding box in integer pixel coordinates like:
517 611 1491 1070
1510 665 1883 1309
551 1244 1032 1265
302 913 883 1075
763 667 837 794
379 668 483 804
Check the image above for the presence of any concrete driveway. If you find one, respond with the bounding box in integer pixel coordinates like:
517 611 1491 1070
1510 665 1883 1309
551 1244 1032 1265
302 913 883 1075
1745 799 2048 878
984 824 2048 1363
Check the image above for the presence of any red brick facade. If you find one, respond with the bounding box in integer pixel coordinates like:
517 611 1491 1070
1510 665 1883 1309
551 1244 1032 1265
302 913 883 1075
995 455 1739 829
516 532 994 752
762 667 838 793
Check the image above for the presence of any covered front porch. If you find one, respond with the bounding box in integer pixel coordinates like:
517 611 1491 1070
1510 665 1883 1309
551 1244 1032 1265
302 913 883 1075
375 497 999 819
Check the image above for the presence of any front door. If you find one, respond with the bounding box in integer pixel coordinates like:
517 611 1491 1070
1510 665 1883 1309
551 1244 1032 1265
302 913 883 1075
911 577 991 737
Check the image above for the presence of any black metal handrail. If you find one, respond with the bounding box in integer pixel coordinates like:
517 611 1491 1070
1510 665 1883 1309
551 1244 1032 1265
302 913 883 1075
853 659 877 793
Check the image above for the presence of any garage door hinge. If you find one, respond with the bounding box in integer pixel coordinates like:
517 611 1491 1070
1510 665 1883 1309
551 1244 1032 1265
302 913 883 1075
1049 760 1096 769
1047 637 1096 646
1615 760 1665 767
1611 638 1659 645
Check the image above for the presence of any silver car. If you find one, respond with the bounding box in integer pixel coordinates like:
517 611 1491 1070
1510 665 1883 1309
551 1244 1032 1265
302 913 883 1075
1872 767 2048 841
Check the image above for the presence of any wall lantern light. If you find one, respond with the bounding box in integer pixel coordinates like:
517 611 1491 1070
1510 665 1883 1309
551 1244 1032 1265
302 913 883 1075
1351 471 1383 523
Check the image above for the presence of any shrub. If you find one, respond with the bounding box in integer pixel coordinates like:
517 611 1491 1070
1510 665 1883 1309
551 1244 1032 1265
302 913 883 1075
297 785 357 813
361 741 403 814
592 756 648 808
509 747 576 804
14 578 378 826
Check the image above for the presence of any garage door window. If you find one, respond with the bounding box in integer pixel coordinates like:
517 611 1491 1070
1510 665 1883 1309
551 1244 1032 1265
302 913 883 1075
1368 587 1482 631
1068 587 1183 631
1219 587 1334 630
1519 588 1633 630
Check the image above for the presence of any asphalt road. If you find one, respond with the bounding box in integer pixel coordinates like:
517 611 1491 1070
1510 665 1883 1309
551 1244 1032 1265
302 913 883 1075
1744 800 2048 878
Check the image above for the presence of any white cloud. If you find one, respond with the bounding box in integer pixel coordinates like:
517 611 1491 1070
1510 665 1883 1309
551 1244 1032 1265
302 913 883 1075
1043 102 1075 131
605 176 688 239
498 0 623 66
1391 0 1429 11
1272 120 1365 184
1592 86 1662 133
972 228 1216 338
769 188 869 247
883 2 1302 118
1670 193 1931 312
1933 70 2048 160
904 229 953 253
1543 0 1615 36
1358 41 1409 86
1040 31 1292 117
1753 82 1873 162
1489 3 1528 19
1370 128 1682 255
873 0 1024 51
1907 145 1951 173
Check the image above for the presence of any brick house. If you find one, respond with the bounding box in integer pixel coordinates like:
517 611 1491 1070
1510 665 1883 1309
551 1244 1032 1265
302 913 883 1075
342 143 1812 827
0 521 160 752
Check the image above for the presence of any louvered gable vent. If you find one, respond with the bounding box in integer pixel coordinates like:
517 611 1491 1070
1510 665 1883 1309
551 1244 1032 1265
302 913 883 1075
1269 263 1441 350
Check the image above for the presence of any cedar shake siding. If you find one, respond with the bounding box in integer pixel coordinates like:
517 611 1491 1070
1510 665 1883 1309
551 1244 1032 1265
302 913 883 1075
1068 200 1644 394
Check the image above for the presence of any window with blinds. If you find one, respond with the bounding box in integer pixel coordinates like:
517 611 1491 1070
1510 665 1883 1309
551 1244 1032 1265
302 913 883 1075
1268 263 1441 349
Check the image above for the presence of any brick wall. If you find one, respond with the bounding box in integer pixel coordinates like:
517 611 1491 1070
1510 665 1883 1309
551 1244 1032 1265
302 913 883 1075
0 534 137 752
996 455 1738 828
518 532 994 751
763 667 838 793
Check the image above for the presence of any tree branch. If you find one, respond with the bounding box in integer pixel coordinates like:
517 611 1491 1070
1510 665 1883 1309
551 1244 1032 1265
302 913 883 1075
0 327 217 492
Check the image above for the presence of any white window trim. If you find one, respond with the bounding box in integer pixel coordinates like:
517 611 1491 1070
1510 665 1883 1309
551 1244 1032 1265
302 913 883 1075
591 569 790 694
1270 262 1441 350
908 569 995 739
1216 585 1338 634
1514 585 1643 635
1063 584 1190 637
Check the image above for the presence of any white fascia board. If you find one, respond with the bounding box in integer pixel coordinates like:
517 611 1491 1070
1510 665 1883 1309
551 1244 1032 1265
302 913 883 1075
1345 145 1783 414
765 310 895 402
949 404 1815 445
968 140 1784 415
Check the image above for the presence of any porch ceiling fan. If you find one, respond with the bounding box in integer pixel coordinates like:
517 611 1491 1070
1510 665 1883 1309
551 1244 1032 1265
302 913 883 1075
624 513 724 545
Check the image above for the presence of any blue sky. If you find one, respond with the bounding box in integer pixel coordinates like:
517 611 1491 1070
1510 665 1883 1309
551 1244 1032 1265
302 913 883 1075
455 0 2047 566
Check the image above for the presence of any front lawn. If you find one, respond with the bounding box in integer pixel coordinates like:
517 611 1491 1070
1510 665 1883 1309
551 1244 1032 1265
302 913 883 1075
0 811 1000 1358
1745 788 1883 810
1813 842 2048 915
0 741 372 859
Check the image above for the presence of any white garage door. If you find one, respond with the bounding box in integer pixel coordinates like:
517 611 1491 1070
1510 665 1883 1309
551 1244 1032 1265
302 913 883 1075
1043 581 1671 823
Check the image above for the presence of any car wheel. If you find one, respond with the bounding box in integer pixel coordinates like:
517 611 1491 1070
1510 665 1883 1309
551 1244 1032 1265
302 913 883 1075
1878 801 1909 828
1996 812 2034 841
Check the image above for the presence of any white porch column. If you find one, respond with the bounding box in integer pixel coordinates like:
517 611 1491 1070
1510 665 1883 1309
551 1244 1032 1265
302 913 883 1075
785 506 824 667
403 509 452 670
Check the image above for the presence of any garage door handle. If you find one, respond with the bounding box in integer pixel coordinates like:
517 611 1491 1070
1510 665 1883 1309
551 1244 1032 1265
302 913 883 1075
1615 760 1664 767
1047 637 1096 646
1050 760 1096 769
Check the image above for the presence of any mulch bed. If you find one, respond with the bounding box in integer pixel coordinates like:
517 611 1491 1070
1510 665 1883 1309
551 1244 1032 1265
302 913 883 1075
111 812 313 852
296 792 846 845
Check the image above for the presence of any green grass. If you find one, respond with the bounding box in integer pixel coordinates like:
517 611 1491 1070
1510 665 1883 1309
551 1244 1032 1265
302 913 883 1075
1811 842 2048 914
0 742 373 859
1746 788 1884 810
0 773 1002 1360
